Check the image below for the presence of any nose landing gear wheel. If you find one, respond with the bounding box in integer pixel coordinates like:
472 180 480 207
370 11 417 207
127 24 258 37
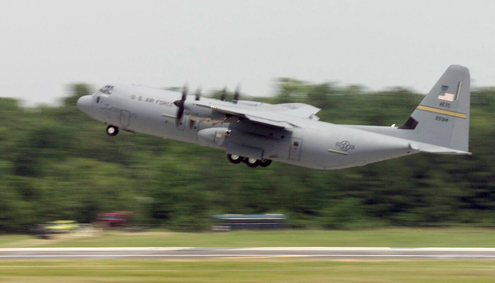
106 125 119 136
227 154 243 164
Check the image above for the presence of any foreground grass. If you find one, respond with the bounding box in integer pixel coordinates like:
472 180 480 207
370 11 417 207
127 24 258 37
0 235 31 247
2 227 495 248
0 259 494 283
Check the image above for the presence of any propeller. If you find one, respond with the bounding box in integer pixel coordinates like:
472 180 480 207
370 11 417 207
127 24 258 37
233 85 240 103
195 87 201 101
173 84 188 126
220 87 227 101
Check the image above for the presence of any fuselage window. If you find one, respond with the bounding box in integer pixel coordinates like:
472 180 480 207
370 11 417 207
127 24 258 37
99 85 114 95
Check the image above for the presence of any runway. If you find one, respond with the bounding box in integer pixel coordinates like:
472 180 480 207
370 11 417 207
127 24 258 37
2 247 495 260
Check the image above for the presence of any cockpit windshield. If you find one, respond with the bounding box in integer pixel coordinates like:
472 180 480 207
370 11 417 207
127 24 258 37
99 85 114 95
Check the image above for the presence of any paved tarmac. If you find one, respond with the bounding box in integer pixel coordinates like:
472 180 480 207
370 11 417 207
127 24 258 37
2 247 495 260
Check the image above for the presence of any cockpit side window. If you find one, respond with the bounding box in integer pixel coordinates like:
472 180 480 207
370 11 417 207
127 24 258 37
99 85 114 95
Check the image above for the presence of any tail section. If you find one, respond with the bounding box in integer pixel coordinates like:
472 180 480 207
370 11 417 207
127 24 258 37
399 65 471 154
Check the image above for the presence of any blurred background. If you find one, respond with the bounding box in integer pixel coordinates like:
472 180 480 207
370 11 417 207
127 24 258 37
1 1 494 233
1 83 494 233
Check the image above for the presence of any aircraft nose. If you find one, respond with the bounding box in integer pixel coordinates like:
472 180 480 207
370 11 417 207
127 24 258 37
77 95 93 114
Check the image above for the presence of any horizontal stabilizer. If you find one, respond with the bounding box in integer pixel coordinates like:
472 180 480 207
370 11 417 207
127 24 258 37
409 142 471 155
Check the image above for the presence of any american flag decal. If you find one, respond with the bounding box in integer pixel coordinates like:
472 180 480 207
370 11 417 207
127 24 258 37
438 92 455 102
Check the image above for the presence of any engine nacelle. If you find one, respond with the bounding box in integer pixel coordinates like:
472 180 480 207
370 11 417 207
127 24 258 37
184 101 226 123
197 128 228 146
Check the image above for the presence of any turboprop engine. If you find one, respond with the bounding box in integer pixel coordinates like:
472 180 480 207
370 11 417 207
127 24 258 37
173 86 235 126
183 100 227 123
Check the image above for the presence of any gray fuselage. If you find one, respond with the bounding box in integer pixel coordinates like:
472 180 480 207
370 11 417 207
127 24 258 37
77 84 417 170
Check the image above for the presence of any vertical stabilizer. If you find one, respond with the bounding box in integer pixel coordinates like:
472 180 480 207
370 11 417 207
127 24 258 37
400 65 470 153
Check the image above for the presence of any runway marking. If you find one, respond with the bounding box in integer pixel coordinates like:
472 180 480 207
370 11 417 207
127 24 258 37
5 247 495 251
2 248 495 260
2 254 495 259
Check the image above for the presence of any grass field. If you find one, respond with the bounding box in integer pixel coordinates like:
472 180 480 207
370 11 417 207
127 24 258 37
1 227 495 248
0 259 494 282
2 228 495 282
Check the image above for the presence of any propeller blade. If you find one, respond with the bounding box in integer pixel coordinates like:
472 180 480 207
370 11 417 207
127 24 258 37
220 87 227 101
174 84 188 127
181 84 188 101
176 104 184 120
174 101 184 126
195 87 201 101
233 85 240 103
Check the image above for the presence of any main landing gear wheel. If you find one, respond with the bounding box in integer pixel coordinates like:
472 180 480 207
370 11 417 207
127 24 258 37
106 125 119 136
227 154 273 168
259 159 272 167
244 157 261 168
227 154 243 164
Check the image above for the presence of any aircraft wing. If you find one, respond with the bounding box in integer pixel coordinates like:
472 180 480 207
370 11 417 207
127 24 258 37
193 101 320 129
274 103 321 119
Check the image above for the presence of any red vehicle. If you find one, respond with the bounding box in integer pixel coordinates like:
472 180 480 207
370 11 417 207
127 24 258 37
94 212 131 228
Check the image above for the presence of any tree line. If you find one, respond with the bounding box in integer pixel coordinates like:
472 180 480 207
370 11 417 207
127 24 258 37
1 81 495 232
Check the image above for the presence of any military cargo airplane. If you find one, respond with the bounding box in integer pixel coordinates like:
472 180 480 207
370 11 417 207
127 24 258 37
77 65 471 169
